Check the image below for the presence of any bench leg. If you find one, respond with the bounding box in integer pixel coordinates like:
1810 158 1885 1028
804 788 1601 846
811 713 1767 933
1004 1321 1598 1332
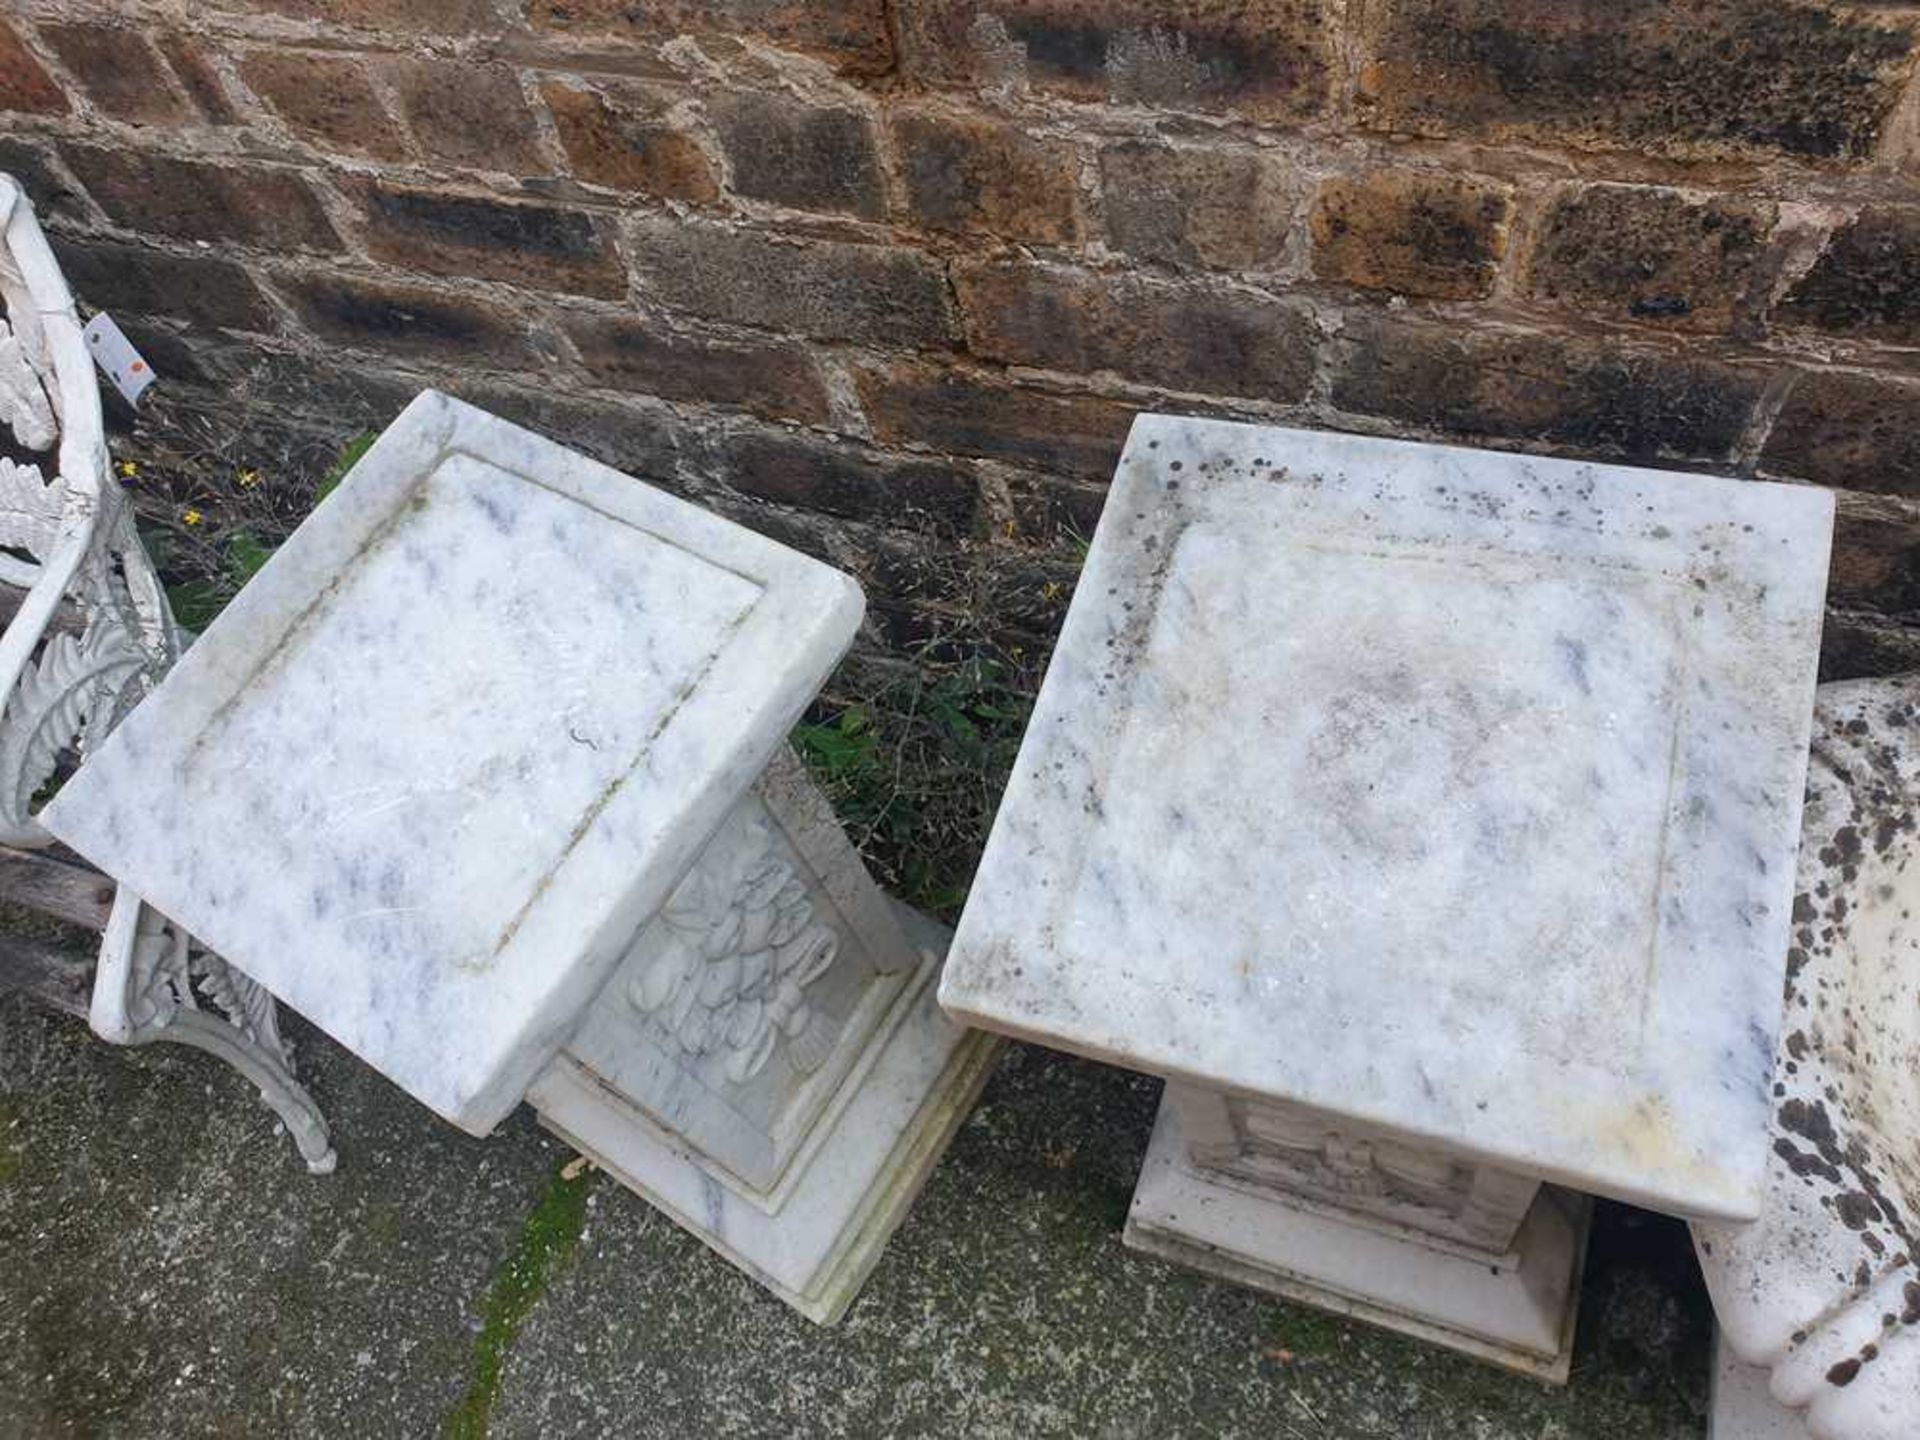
91 887 335 1174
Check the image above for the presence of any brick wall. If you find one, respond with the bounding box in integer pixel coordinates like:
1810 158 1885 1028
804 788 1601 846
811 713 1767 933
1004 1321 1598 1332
5 1 1920 672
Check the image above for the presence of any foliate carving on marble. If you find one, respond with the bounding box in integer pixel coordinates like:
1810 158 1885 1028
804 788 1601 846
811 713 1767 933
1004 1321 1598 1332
630 812 841 1084
1190 1096 1536 1252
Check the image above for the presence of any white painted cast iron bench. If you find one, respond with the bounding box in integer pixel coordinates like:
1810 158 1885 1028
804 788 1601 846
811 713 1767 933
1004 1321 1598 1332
0 173 333 1173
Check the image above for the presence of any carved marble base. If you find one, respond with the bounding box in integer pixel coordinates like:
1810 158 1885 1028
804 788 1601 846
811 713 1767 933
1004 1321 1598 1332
532 901 998 1323
524 751 1001 1323
1713 1333 1811 1440
1124 1092 1591 1382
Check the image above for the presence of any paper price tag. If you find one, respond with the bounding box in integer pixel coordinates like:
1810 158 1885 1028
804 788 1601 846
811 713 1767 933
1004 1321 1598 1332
82 312 155 407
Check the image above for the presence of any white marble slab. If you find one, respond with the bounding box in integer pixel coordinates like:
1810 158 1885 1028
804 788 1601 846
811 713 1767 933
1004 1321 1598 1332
942 416 1832 1222
1694 675 1920 1440
42 391 862 1135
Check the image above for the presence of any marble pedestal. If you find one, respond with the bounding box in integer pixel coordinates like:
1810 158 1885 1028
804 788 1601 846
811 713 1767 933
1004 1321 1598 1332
1692 676 1920 1440
941 416 1833 1377
528 751 1000 1322
1127 1087 1591 1380
39 391 994 1323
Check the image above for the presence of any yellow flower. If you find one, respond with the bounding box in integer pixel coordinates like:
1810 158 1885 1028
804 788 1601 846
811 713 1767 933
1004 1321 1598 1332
182 508 203 527
235 468 261 490
115 459 138 478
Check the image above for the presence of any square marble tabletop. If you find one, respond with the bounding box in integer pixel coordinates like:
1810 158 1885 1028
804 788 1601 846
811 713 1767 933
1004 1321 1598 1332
940 416 1833 1223
43 391 862 1136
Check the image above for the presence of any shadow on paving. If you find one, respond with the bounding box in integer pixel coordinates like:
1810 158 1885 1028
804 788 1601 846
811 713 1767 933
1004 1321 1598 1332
0 990 1710 1438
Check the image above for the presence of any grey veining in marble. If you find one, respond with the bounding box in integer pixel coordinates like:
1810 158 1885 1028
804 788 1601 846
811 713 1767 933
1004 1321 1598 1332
942 415 1833 1223
42 391 862 1135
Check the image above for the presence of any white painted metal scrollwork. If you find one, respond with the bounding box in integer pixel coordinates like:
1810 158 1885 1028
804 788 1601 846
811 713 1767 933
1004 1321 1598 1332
0 173 334 1173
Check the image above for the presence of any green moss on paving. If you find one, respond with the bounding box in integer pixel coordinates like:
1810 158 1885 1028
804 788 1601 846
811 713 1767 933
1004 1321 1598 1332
444 1161 594 1440
1266 1305 1344 1358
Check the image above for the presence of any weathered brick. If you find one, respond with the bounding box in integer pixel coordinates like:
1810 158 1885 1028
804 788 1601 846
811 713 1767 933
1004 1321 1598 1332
453 381 694 490
1005 471 1109 545
1310 169 1511 301
712 429 982 534
709 93 882 219
1330 311 1767 463
1099 142 1291 270
384 59 548 175
957 258 1313 402
892 110 1080 243
52 239 275 332
1760 370 1920 496
349 182 624 298
857 362 1136 477
1523 184 1776 333
896 0 1332 123
1829 492 1920 617
630 217 954 348
63 148 342 253
205 350 419 434
542 80 717 203
564 314 831 425
1362 0 1917 161
1819 615 1920 685
208 0 500 32
855 540 955 649
278 273 545 367
857 537 1083 653
0 21 66 116
113 319 223 389
527 0 893 76
240 51 406 162
0 138 83 223
155 34 240 125
38 23 189 126
1779 209 1920 343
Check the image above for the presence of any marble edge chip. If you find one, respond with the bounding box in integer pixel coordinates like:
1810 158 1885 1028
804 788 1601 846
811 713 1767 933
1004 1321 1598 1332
941 414 1834 1219
44 390 866 1134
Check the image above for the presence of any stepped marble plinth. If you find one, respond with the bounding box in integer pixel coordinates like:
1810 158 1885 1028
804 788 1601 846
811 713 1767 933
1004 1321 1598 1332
1693 676 1920 1440
41 391 995 1322
941 415 1833 1378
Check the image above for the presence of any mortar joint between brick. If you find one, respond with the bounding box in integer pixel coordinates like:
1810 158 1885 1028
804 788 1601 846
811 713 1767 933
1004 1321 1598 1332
13 15 104 130
1871 30 1920 172
1487 179 1557 306
512 66 578 182
816 353 874 439
1735 368 1807 475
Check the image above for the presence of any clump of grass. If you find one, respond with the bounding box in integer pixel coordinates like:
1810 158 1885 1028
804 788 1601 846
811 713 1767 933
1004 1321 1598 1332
794 638 1037 920
314 429 377 506
116 420 377 630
